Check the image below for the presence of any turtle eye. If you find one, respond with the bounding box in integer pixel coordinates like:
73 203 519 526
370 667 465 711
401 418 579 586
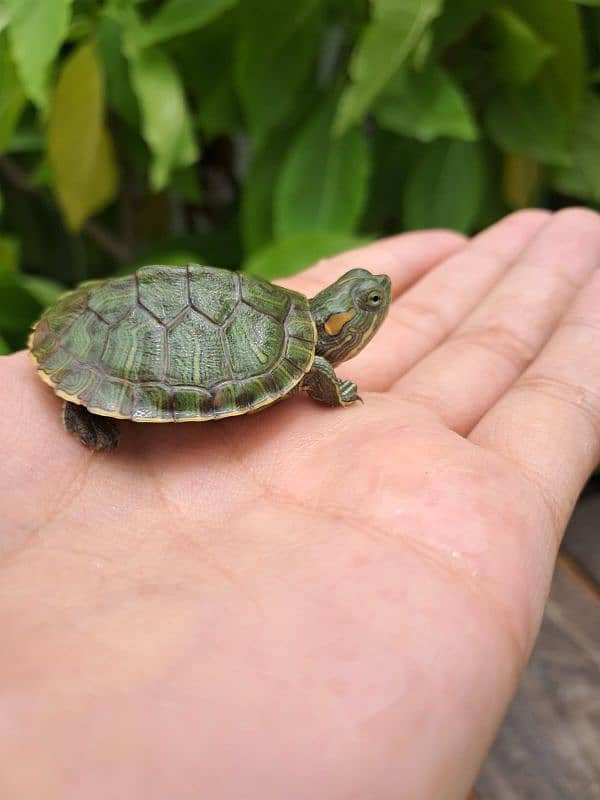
366 290 383 307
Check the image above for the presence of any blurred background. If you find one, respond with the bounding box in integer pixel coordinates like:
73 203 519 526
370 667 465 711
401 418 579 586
0 0 599 353
0 2 599 797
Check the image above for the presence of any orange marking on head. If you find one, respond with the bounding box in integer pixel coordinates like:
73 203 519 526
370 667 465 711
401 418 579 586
324 309 356 336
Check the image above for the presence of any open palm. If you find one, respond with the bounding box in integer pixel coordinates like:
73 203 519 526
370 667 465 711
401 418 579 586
1 208 599 800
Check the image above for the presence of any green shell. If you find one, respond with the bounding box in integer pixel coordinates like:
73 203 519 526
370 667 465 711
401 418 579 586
29 265 316 422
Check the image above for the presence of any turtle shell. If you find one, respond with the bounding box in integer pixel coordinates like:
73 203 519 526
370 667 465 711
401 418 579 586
29 265 317 422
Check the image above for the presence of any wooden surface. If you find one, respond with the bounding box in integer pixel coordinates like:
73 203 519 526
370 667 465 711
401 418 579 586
562 494 600 586
476 491 600 800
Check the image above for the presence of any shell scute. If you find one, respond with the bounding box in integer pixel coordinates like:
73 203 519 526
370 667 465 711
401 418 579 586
166 310 224 386
37 346 74 383
101 306 165 383
285 297 316 342
133 384 172 421
212 383 241 417
188 265 239 325
137 266 189 323
224 304 284 376
173 388 213 421
88 277 136 324
241 274 290 321
44 289 88 335
268 359 303 397
30 318 56 362
60 309 108 363
286 337 315 369
91 377 134 418
59 365 102 403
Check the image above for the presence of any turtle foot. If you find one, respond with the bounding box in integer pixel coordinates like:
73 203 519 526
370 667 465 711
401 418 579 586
63 402 120 452
339 380 361 405
302 356 362 407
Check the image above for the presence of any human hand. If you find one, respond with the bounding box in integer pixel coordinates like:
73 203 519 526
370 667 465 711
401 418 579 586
1 208 599 799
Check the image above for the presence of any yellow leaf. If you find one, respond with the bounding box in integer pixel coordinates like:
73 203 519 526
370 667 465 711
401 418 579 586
84 126 119 227
503 154 541 209
48 41 118 230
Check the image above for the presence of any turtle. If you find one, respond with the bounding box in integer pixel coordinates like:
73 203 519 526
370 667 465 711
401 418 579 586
28 264 391 451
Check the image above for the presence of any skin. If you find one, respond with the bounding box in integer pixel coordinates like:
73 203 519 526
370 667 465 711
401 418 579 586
1 208 599 799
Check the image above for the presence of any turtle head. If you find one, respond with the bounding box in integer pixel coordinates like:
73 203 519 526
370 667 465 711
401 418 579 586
309 268 391 365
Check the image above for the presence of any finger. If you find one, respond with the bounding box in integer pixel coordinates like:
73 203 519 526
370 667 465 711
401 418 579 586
471 267 600 540
342 209 552 390
280 230 465 300
392 208 600 432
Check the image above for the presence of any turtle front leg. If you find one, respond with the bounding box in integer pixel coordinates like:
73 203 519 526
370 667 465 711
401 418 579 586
63 402 120 452
301 355 361 407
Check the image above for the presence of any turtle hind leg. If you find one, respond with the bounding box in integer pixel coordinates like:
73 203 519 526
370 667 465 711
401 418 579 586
63 401 120 452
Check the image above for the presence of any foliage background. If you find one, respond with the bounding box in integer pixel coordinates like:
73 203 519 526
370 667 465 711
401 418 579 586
0 0 598 353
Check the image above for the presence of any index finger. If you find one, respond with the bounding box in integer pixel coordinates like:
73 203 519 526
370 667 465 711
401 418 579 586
279 230 466 300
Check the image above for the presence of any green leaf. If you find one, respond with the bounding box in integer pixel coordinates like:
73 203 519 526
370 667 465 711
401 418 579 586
0 234 19 269
361 130 421 231
137 0 238 48
127 46 198 190
245 231 370 279
30 156 54 190
0 267 43 342
411 28 434 70
66 13 93 44
21 275 64 307
5 0 73 109
275 100 371 237
432 0 493 51
235 0 321 142
571 0 600 5
0 5 9 34
241 132 290 256
553 94 600 204
0 33 27 153
5 126 44 153
503 0 585 125
97 12 139 126
334 0 443 135
375 64 478 142
48 41 119 230
403 139 485 233
196 77 240 138
170 10 241 138
485 81 570 165
488 7 555 86
170 166 202 203
0 333 10 355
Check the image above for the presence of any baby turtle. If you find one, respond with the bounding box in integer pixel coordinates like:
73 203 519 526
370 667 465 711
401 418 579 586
29 265 391 451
